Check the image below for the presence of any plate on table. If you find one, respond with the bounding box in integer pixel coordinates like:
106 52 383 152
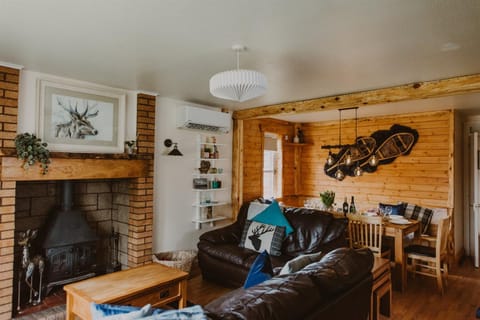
389 219 411 225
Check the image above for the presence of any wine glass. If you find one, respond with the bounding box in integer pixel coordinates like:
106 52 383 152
384 206 392 219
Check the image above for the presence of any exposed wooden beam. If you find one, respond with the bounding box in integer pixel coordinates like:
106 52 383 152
231 119 243 216
233 74 480 120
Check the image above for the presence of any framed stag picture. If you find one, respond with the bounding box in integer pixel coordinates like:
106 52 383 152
36 78 126 153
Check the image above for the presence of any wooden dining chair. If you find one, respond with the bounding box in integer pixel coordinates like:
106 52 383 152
348 214 392 320
404 216 450 294
347 214 391 259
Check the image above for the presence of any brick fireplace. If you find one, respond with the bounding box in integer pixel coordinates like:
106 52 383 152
0 65 156 319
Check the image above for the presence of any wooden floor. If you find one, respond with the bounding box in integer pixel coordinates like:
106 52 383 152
188 258 480 320
17 258 480 319
384 258 480 320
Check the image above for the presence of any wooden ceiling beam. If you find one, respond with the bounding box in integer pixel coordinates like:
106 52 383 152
232 73 480 120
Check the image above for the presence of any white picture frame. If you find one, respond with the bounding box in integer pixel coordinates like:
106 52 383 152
36 78 126 153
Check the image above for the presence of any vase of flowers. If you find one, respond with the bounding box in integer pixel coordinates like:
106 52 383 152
319 190 335 211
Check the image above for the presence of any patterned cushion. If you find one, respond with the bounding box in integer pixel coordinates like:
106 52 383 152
404 204 434 234
239 220 285 256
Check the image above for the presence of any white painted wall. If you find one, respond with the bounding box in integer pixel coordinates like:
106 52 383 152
153 97 232 252
17 69 138 140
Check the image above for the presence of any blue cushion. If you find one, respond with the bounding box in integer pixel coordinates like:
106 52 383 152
251 200 294 235
379 202 405 216
243 250 273 289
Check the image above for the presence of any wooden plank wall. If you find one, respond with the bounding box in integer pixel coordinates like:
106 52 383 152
237 110 454 214
241 118 295 204
297 110 454 211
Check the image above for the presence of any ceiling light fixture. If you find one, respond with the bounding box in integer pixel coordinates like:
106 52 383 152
209 44 267 102
321 107 360 181
353 107 362 176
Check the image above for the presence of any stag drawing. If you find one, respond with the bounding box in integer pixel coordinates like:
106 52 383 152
17 229 45 311
55 98 99 139
248 224 274 250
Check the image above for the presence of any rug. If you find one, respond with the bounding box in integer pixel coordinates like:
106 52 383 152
13 304 66 320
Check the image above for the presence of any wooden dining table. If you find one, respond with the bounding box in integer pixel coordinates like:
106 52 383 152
383 218 420 292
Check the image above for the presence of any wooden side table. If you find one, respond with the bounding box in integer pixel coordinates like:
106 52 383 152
64 263 188 320
371 257 392 320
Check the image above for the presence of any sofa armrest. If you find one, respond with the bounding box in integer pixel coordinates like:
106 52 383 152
199 223 242 245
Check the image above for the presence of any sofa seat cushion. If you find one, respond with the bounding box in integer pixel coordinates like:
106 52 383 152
299 247 374 295
205 273 321 320
197 242 259 269
281 208 335 256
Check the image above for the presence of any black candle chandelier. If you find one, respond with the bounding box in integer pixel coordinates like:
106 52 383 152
321 107 378 181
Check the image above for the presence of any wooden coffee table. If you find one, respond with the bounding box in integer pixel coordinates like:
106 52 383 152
64 263 188 320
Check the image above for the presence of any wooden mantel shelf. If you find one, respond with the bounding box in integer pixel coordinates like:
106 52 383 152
0 157 149 181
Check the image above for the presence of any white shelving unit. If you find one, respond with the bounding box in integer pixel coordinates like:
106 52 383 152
192 134 231 229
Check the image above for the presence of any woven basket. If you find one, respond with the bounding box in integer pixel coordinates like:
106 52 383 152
152 249 197 273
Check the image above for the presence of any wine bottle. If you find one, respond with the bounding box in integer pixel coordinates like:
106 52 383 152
349 196 356 214
342 197 349 215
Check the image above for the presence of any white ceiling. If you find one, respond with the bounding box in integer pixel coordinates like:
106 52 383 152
1 0 480 121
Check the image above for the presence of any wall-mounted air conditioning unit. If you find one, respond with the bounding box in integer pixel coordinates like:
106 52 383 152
176 105 231 133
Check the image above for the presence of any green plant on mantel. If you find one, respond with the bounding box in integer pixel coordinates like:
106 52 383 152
14 133 51 174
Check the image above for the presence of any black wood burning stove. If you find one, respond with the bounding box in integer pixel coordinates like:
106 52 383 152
42 181 98 293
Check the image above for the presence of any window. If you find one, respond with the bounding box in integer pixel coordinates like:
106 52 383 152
263 133 282 199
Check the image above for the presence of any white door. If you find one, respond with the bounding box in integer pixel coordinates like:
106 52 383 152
469 131 480 267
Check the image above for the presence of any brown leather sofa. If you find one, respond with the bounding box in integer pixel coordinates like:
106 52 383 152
204 247 374 320
197 202 349 288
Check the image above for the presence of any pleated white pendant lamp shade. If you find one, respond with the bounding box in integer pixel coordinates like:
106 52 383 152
209 45 267 102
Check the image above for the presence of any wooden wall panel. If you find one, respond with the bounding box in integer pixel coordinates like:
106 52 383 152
297 110 453 211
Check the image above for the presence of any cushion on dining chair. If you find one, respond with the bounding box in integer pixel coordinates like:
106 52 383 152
403 204 434 234
404 244 435 258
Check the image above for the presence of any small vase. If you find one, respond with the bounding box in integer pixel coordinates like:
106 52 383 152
321 203 334 212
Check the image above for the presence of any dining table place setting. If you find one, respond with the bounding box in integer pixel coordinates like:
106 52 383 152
387 215 413 225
